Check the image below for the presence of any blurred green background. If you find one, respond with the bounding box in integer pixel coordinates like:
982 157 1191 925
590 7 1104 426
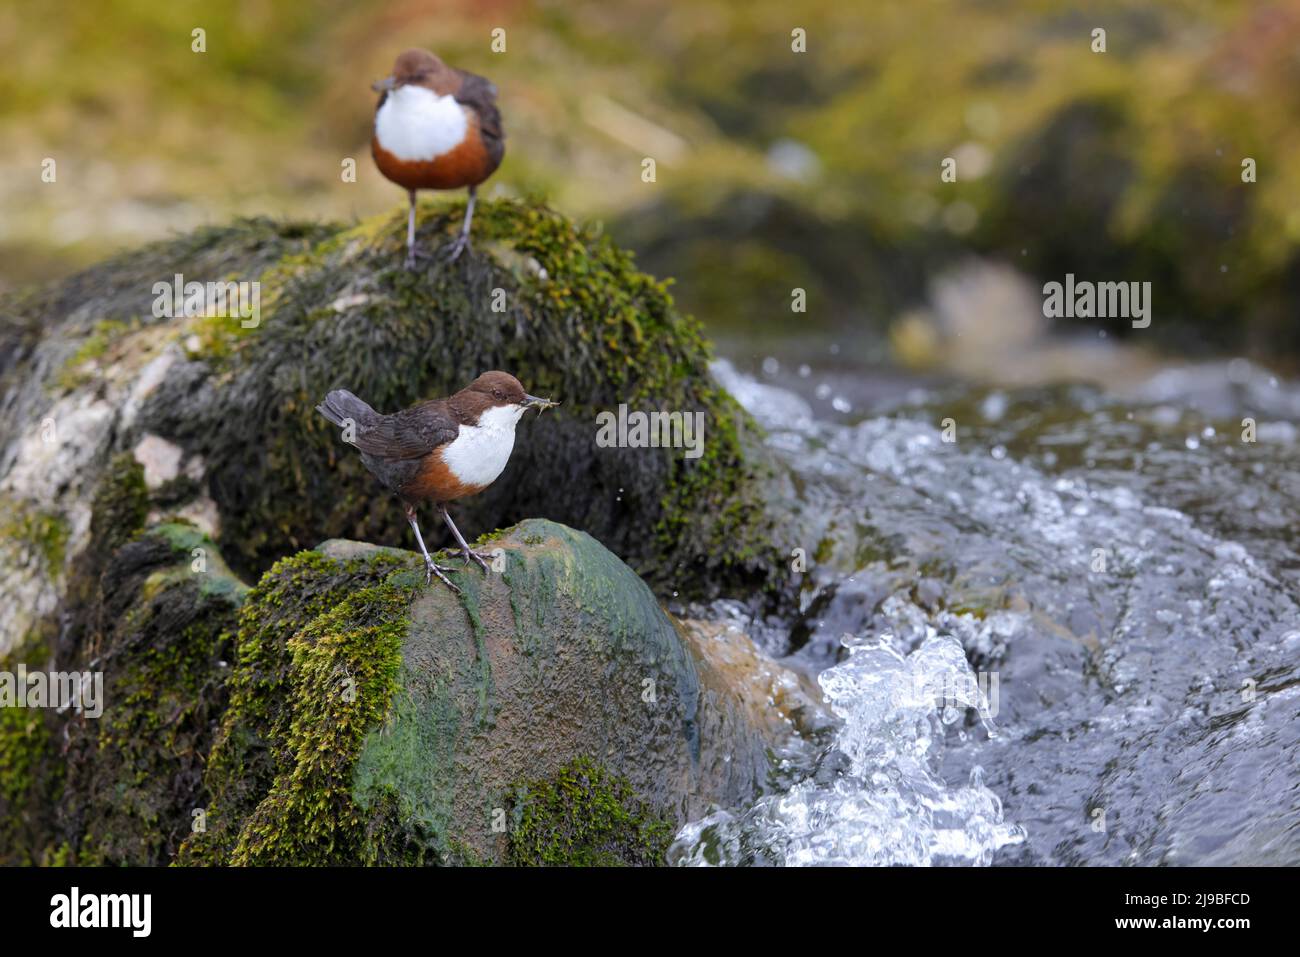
3 0 1298 371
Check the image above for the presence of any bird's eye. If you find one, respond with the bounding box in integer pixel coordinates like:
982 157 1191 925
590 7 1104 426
493 389 503 399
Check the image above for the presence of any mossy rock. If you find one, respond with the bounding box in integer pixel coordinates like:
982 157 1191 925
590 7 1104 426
0 201 791 866
0 628 62 866
507 756 676 866
0 520 246 866
0 198 784 663
181 519 771 866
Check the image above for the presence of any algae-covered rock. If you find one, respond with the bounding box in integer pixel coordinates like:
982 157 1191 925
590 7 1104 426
0 202 792 865
3 512 797 866
180 519 772 866
0 518 246 865
0 199 780 663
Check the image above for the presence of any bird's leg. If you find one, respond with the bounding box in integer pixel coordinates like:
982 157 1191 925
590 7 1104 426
406 505 460 593
442 185 476 262
439 503 491 573
405 190 419 270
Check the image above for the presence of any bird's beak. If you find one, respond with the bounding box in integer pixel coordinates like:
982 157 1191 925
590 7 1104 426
522 394 558 414
371 75 396 93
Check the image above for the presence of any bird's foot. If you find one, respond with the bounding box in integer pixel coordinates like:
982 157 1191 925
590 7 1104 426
440 231 471 263
424 558 462 594
405 245 435 271
460 547 493 574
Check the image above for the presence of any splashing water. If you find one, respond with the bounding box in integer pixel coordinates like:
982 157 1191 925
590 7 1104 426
674 359 1300 866
671 632 1025 866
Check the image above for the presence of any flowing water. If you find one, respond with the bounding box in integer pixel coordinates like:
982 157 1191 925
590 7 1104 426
671 356 1300 866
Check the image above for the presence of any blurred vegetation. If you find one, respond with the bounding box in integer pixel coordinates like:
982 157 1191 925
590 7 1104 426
2 0 1298 360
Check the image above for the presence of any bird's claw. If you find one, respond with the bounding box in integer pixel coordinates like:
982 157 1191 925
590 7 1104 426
461 548 492 573
440 232 470 263
424 559 461 594
405 245 434 271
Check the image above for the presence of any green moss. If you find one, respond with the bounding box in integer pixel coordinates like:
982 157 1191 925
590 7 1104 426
0 500 70 573
182 274 268 361
508 757 674 866
179 548 417 865
64 526 247 866
137 522 247 607
150 520 213 556
0 469 243 866
0 707 49 865
41 842 75 867
0 627 64 865
90 453 149 552
54 318 135 391
225 579 407 865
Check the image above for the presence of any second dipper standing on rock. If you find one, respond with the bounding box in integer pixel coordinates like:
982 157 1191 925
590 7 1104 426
316 372 556 591
371 48 505 267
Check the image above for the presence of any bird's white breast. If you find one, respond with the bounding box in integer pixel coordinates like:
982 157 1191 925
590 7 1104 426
440 404 525 489
374 85 469 161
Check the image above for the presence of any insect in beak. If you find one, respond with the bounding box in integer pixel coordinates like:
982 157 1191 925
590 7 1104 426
523 395 559 416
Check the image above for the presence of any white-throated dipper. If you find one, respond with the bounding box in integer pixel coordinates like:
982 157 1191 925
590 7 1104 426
316 372 556 592
371 48 505 267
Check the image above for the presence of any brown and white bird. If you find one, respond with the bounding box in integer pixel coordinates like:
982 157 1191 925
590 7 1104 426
316 372 555 592
370 48 505 267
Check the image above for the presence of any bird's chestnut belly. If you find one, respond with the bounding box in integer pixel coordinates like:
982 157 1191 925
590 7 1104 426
372 129 496 191
399 451 488 503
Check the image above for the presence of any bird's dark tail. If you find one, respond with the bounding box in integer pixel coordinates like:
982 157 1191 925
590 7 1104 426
316 389 378 430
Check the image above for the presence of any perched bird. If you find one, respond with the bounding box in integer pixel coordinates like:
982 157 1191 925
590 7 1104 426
316 372 556 591
371 48 505 267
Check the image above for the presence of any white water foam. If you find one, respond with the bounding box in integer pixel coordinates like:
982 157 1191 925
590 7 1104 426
670 631 1025 866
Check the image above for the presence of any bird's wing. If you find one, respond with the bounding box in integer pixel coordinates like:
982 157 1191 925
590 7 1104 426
352 400 459 461
455 70 504 146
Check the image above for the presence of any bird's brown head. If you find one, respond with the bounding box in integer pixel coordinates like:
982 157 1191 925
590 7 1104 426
372 48 449 93
452 371 557 424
